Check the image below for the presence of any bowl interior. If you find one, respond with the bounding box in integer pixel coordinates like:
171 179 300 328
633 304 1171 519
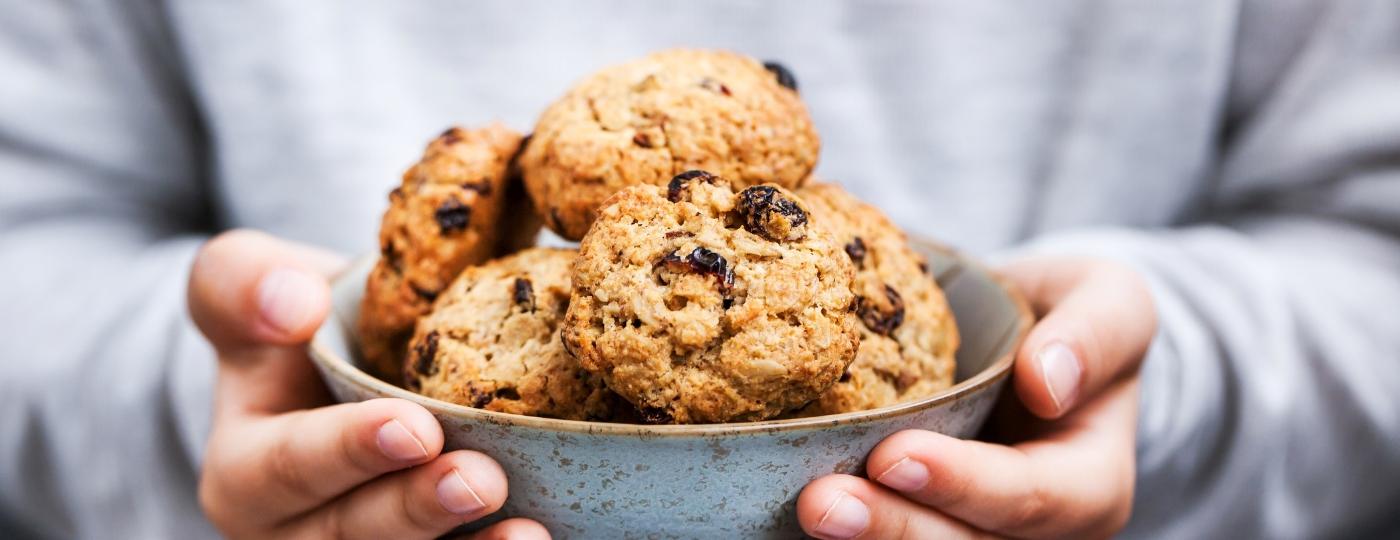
312 240 1031 432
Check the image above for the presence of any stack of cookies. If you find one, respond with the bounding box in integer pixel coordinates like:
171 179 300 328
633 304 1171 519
356 49 959 424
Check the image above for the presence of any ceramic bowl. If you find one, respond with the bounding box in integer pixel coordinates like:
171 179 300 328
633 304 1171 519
310 241 1031 539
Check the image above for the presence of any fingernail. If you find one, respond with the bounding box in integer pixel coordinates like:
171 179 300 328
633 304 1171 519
437 470 487 515
375 419 428 462
1038 342 1083 414
814 491 869 539
256 268 321 334
874 457 929 492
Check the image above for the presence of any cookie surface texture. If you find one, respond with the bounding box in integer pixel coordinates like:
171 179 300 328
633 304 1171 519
564 173 858 423
520 48 820 239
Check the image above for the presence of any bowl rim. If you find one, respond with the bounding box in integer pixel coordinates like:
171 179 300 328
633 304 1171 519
309 246 1033 438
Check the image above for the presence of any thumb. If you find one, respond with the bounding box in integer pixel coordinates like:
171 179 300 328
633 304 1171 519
999 257 1156 419
189 229 346 413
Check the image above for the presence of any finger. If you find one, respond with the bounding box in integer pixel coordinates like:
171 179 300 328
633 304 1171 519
190 229 348 414
189 228 344 351
202 398 444 522
865 379 1139 539
1000 257 1156 418
797 474 988 540
466 518 552 540
282 450 510 540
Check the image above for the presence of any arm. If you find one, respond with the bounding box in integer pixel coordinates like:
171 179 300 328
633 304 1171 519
0 1 216 536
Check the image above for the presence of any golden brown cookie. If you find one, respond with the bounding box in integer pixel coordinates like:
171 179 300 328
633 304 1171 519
794 183 960 415
562 172 858 423
357 124 524 380
519 49 820 240
405 248 622 421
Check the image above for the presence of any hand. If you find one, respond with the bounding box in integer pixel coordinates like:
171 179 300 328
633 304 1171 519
189 230 548 540
798 257 1156 539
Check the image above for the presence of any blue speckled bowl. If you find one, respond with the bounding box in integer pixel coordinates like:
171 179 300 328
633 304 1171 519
310 241 1031 539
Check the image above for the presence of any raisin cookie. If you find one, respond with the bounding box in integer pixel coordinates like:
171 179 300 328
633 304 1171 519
357 124 524 380
405 248 621 420
519 49 820 240
563 172 858 423
794 182 960 415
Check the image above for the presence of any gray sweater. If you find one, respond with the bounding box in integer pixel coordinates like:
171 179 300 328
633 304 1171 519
2 1 1398 538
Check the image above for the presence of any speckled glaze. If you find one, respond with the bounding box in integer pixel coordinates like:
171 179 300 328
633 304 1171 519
311 241 1031 539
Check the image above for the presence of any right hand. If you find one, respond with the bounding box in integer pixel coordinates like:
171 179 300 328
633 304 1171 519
189 230 548 540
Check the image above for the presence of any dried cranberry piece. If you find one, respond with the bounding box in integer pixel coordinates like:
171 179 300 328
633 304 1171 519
512 278 535 312
735 185 808 241
667 170 717 202
857 285 905 336
412 330 440 377
763 61 798 91
844 237 867 268
434 198 471 234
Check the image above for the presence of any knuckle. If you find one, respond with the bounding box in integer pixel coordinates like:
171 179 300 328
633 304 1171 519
1006 484 1054 531
268 434 321 501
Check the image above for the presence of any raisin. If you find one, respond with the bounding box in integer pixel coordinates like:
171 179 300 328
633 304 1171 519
699 77 732 96
686 247 736 293
412 330 440 377
763 61 798 91
494 387 521 401
637 406 673 424
434 198 471 233
667 170 717 202
467 384 493 408
735 185 808 242
664 230 694 239
839 369 852 383
655 248 736 293
919 260 931 275
462 180 494 196
438 127 462 145
410 282 438 302
512 278 535 312
844 237 867 268
857 285 906 336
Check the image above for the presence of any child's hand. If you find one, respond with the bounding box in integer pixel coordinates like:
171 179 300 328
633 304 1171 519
799 258 1156 539
188 230 549 540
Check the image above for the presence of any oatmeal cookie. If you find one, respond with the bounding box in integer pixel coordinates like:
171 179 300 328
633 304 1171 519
519 49 820 240
562 172 858 423
794 182 960 415
357 124 524 380
405 248 622 420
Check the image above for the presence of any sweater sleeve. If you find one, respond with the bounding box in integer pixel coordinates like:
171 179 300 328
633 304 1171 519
0 1 219 537
1019 2 1400 536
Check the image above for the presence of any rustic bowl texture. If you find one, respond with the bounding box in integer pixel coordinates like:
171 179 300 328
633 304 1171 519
310 241 1031 539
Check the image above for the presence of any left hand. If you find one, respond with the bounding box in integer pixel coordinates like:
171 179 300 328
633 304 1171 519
797 257 1156 539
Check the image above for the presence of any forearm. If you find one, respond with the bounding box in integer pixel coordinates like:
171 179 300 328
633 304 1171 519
0 225 216 538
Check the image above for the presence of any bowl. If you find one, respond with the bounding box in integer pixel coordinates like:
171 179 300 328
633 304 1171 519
310 240 1032 539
